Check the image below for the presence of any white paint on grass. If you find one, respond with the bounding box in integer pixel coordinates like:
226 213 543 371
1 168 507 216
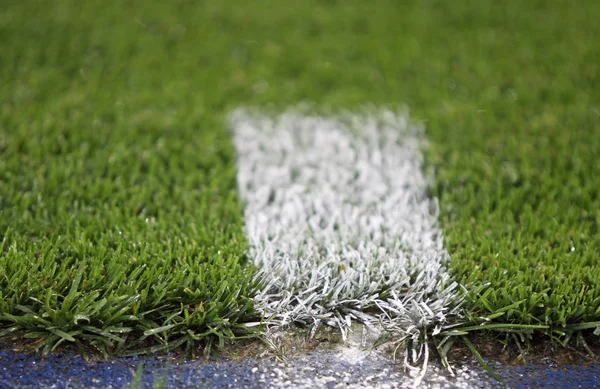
231 109 460 350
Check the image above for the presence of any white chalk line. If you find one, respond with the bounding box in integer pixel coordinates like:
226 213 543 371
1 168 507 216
231 109 462 357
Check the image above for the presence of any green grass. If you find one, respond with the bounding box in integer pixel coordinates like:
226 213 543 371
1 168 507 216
1 0 599 356
0 0 260 355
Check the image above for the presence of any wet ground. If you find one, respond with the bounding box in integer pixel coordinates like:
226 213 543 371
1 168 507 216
495 362 600 389
0 346 599 388
1 328 598 388
0 348 495 389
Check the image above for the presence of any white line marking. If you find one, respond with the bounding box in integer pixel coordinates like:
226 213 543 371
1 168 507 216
231 109 460 348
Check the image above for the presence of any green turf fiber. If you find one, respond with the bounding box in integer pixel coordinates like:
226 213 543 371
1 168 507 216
1 0 599 353
0 1 259 355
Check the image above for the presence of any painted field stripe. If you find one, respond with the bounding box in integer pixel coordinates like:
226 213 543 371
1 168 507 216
231 109 461 343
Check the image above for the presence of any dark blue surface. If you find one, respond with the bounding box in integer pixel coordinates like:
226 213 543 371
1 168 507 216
495 362 600 389
1 350 599 388
0 351 270 389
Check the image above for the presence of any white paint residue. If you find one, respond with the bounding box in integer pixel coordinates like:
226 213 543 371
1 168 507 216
231 109 461 346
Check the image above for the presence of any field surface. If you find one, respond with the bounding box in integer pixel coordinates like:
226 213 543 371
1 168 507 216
1 0 599 370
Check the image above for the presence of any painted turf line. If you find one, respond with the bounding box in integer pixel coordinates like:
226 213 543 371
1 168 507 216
231 109 461 362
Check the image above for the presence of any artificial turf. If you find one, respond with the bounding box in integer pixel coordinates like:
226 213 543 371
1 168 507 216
1 0 599 355
0 0 259 355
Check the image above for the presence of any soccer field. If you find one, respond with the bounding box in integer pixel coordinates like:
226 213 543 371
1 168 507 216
1 0 599 370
